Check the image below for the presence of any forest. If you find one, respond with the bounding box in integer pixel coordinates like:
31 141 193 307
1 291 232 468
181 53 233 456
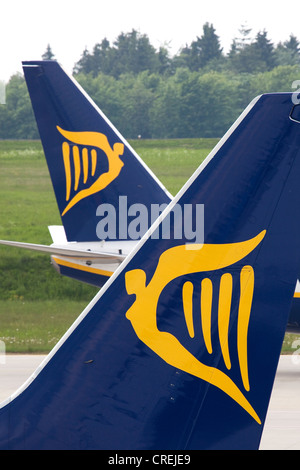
1 23 300 139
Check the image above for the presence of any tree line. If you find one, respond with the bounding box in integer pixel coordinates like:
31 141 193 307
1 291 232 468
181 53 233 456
0 24 300 139
73 24 300 77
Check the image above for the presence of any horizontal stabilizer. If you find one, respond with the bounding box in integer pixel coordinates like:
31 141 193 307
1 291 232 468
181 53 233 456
0 239 125 263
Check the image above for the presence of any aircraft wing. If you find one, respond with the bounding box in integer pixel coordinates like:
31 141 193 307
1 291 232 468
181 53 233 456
0 239 126 264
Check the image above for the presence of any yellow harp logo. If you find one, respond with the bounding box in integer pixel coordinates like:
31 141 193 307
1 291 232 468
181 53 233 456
125 230 266 424
57 126 125 215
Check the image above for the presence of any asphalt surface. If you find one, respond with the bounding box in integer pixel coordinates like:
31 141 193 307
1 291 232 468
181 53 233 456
0 354 298 450
260 355 300 450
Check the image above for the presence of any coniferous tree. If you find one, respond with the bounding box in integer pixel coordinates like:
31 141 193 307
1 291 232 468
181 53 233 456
74 30 160 78
252 30 275 71
227 25 252 70
90 39 113 76
157 46 172 75
73 48 95 75
110 29 159 77
2 27 300 139
198 22 223 66
42 44 56 61
275 34 300 66
186 23 223 71
228 29 275 73
235 24 253 50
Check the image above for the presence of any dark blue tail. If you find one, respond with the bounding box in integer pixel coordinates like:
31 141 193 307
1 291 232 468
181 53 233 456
0 93 299 449
22 61 171 242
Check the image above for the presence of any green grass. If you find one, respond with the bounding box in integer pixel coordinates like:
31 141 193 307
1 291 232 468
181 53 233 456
0 141 60 243
0 138 214 352
0 139 299 353
133 138 217 195
0 300 87 353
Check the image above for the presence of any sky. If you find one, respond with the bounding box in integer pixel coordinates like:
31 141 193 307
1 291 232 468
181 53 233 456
1 0 300 82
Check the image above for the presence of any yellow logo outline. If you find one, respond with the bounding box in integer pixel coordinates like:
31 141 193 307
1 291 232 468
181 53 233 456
125 230 266 424
57 126 125 215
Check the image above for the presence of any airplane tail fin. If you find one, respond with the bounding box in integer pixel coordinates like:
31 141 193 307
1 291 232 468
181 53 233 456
0 93 300 449
22 60 171 242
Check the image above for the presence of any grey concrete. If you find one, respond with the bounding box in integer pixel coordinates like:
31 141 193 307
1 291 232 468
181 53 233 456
260 355 300 450
0 354 45 403
0 354 298 449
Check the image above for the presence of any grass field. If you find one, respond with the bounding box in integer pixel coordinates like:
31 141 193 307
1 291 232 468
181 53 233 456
0 139 298 353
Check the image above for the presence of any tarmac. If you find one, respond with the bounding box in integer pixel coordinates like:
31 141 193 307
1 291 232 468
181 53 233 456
0 354 298 450
259 355 300 450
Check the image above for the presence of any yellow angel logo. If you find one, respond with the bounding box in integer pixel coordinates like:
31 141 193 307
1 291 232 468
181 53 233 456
57 126 125 216
125 230 266 424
